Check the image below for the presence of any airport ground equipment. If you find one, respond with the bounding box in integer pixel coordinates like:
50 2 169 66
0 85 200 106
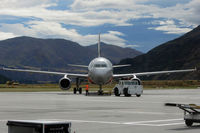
7 120 71 133
113 80 143 97
165 103 200 127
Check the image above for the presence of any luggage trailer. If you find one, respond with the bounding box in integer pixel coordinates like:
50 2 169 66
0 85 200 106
7 120 71 133
165 103 200 127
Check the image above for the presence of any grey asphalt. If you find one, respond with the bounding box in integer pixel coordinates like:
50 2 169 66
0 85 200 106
0 88 200 133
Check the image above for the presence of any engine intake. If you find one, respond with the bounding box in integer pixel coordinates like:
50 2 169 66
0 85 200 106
59 77 71 90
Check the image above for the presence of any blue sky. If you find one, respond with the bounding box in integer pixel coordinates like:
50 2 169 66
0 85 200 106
0 0 199 53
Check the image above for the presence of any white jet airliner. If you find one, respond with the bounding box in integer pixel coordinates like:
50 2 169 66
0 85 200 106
2 34 196 95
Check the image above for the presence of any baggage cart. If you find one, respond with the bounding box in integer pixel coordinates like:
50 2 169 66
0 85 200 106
165 103 200 127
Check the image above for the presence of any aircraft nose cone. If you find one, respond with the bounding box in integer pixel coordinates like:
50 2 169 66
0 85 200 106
95 70 106 79
94 70 111 84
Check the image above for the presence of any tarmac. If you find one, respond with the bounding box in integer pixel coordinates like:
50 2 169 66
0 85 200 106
0 88 200 133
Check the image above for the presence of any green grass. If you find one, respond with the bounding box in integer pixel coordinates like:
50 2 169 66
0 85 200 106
0 80 199 92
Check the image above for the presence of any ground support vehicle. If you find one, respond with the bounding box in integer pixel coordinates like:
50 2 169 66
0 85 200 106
7 120 71 133
165 103 200 127
113 80 143 97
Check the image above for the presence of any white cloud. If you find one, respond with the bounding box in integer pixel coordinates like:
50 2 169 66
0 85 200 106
70 0 149 11
0 0 199 46
149 0 200 27
70 0 199 32
149 20 192 34
149 25 192 34
0 31 17 40
108 31 124 36
0 22 127 47
124 44 140 48
0 0 55 8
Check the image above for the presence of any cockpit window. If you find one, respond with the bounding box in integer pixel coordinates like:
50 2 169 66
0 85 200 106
94 64 107 68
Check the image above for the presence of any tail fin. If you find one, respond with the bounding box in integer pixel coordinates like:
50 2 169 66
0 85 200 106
98 33 101 57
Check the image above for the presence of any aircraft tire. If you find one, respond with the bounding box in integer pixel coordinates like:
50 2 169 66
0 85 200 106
114 87 120 96
98 90 103 95
124 88 131 97
185 120 193 127
79 87 82 94
136 94 141 97
73 88 77 94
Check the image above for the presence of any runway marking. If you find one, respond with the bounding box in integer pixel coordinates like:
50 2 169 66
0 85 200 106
155 122 185 127
112 110 180 115
124 118 182 124
123 118 184 127
41 118 184 127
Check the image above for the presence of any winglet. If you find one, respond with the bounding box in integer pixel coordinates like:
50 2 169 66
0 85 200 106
98 33 101 57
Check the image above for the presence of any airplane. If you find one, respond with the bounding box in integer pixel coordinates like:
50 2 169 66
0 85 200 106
1 34 196 95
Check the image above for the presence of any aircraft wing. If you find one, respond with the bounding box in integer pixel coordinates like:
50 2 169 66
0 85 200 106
113 68 196 78
2 67 88 78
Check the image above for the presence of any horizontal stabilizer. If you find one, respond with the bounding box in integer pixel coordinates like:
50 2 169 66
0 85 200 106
68 64 88 68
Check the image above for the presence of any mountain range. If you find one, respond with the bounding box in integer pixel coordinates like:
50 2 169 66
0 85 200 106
117 25 200 80
0 75 9 84
0 36 142 83
1 25 200 83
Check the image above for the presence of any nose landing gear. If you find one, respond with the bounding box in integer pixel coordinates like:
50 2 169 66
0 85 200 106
98 85 104 95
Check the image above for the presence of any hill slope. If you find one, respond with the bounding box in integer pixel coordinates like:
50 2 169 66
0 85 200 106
0 74 10 84
117 26 200 80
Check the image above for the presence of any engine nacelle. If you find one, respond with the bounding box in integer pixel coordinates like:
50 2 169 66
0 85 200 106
59 77 71 90
131 77 141 85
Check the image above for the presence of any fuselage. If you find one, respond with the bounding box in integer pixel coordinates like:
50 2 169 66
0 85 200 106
88 57 113 85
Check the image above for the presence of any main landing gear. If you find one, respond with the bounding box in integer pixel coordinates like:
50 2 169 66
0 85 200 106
73 78 82 94
73 87 82 94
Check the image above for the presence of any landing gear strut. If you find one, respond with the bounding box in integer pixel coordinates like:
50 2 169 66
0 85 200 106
98 85 103 95
73 78 82 94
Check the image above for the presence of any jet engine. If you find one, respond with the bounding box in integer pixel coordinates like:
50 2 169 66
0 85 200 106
59 76 71 90
131 77 141 85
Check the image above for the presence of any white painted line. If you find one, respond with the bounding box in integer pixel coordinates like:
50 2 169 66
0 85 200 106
128 122 184 127
155 122 185 127
69 120 122 125
37 119 123 125
40 118 184 127
131 123 159 126
124 118 182 124
114 110 180 115
1 118 184 127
